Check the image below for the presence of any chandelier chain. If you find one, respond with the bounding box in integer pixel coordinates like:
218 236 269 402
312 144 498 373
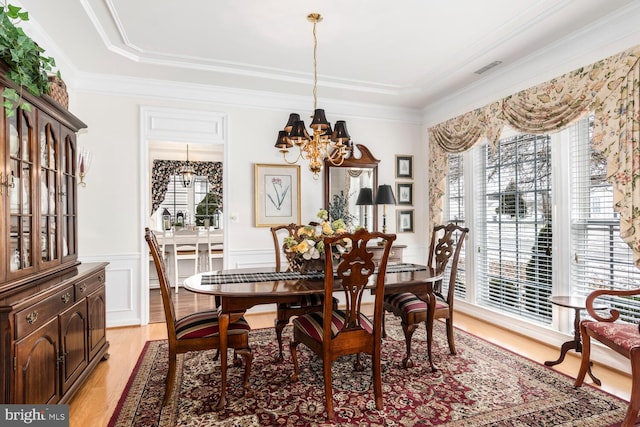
312 19 318 111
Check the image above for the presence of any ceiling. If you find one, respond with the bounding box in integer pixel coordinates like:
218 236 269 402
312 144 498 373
19 0 639 110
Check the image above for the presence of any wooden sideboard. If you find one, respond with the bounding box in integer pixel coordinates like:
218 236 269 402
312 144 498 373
0 262 109 403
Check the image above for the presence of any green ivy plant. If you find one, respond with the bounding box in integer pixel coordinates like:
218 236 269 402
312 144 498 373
0 3 57 116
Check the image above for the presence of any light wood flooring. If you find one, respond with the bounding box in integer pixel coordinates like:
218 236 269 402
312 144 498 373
68 290 633 427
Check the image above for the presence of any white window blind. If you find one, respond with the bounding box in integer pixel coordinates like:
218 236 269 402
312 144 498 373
475 133 553 324
159 175 211 225
570 116 640 323
445 152 466 298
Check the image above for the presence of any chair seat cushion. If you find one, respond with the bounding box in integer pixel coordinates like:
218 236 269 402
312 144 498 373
384 292 448 315
293 309 373 342
282 295 339 309
584 321 640 353
175 310 250 339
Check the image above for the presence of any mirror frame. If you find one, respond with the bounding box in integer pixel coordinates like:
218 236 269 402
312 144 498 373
324 143 380 231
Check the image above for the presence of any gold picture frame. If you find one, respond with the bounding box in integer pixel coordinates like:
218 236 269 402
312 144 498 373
254 164 301 227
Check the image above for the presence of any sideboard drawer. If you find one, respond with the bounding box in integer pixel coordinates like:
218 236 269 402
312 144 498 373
75 270 106 298
15 286 75 339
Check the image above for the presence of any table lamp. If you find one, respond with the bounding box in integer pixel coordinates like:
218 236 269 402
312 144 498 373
355 187 374 230
374 184 396 234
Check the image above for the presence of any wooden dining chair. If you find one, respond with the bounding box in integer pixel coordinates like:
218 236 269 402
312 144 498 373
574 288 640 427
383 223 468 368
289 228 396 421
145 227 253 406
270 223 337 362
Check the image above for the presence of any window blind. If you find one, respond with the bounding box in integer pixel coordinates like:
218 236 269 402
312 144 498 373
570 116 640 323
475 133 553 324
159 175 211 226
445 152 466 298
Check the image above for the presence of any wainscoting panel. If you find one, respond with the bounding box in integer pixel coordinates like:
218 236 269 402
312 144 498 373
80 254 141 327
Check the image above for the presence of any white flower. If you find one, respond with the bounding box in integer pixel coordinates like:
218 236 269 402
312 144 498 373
302 239 321 260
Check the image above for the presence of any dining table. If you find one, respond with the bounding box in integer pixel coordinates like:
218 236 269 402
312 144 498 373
183 263 443 409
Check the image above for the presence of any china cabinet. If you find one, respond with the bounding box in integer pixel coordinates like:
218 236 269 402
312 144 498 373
0 64 109 403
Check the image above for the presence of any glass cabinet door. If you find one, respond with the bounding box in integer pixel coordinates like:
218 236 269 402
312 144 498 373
7 109 37 279
61 128 77 262
38 113 61 270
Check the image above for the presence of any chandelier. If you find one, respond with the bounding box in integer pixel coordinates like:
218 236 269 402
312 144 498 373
274 13 352 177
179 144 195 187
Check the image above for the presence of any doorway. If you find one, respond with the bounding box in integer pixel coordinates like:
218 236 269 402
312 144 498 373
140 107 228 325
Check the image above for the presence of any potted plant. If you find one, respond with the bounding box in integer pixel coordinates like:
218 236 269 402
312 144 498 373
0 3 57 116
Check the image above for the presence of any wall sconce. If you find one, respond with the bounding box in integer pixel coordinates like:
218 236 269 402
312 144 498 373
374 184 396 235
77 149 91 187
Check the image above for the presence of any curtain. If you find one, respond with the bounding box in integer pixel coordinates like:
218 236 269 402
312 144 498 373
150 160 223 214
428 45 640 265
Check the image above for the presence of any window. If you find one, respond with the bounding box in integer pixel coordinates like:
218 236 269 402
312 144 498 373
475 132 553 324
159 175 214 226
447 114 640 328
445 152 466 298
570 117 640 322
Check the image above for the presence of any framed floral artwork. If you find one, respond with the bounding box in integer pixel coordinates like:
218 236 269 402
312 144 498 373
397 209 414 233
395 155 413 179
396 182 413 206
254 164 301 227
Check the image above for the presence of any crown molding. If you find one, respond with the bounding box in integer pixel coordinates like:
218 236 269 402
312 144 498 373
74 72 423 124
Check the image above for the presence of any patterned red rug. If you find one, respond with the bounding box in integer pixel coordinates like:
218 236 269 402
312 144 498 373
108 317 629 426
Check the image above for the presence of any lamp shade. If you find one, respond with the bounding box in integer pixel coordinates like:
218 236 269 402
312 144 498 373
310 108 330 130
356 187 374 206
375 184 396 205
284 113 300 132
331 120 351 144
289 120 309 144
274 130 292 149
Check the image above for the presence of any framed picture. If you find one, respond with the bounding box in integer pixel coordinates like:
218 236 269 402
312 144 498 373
396 155 413 179
254 164 301 227
397 209 414 233
396 182 413 206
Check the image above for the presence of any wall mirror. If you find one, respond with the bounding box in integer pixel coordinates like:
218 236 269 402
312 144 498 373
324 144 379 231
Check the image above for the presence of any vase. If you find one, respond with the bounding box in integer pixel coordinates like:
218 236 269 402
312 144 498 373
299 257 325 274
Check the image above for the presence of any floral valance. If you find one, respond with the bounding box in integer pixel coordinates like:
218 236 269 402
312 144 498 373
151 160 223 214
428 45 640 266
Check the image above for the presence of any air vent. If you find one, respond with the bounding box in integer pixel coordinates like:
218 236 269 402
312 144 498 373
474 61 503 75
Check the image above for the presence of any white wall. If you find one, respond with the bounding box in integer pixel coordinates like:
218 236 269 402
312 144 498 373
70 86 424 326
68 0 640 331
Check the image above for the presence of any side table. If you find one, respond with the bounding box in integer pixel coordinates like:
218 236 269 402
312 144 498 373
544 295 607 386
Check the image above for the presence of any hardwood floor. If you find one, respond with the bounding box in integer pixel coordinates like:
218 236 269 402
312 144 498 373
68 291 633 427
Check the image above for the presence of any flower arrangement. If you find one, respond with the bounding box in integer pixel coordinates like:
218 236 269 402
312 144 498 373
283 210 349 271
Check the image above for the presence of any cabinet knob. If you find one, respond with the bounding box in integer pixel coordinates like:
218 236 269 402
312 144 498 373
98 274 105 283
61 293 71 304
26 311 38 325
79 284 87 294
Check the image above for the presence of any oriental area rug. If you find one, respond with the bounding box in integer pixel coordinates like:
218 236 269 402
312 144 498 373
108 317 629 426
